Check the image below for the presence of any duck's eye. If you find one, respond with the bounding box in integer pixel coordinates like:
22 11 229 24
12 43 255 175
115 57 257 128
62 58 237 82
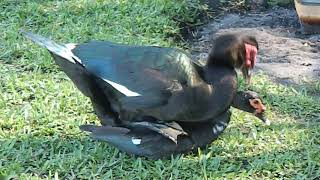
249 98 262 108
253 99 260 104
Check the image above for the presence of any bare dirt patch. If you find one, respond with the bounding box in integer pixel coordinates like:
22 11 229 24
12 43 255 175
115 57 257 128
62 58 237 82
190 7 320 85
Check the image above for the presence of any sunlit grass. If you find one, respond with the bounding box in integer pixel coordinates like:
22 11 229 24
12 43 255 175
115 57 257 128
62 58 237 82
0 0 319 179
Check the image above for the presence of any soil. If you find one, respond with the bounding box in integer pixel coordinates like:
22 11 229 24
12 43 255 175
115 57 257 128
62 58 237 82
190 7 320 85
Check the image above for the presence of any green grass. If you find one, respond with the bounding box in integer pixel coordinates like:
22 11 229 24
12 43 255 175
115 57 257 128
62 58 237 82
1 0 319 179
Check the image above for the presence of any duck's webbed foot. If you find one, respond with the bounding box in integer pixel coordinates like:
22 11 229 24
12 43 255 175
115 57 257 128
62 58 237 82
125 121 188 144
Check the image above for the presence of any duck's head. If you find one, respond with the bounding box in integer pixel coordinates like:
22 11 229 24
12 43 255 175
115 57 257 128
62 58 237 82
206 33 259 85
232 90 270 125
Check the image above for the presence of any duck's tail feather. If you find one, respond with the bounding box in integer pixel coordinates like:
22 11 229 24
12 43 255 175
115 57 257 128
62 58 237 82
80 124 153 155
80 125 132 144
20 30 81 64
80 124 130 134
21 30 97 97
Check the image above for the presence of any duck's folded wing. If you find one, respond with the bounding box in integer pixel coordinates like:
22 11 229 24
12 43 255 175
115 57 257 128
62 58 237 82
71 41 203 98
127 121 188 144
120 83 212 122
118 91 171 111
117 59 205 111
80 121 188 146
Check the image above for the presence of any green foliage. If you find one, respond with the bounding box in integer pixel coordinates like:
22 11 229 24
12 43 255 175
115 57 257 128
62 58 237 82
0 0 319 179
1 0 205 70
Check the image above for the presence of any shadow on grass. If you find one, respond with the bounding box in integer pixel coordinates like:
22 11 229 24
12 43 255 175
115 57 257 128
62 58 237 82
1 115 319 179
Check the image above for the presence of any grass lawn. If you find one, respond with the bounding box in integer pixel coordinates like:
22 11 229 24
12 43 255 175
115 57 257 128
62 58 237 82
1 0 319 179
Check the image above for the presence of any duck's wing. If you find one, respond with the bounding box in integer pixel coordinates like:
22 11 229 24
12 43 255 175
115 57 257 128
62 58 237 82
22 31 202 103
116 58 206 109
80 124 171 158
120 82 213 122
126 121 188 144
22 32 205 121
72 41 203 100
80 111 231 159
190 59 205 78
80 124 130 134
21 31 93 97
80 125 154 156
118 90 171 111
81 120 187 144
21 31 119 124
117 59 207 119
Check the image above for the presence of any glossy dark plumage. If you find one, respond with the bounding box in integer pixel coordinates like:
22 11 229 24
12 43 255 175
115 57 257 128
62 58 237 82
21 31 246 123
80 90 268 159
71 40 238 123
22 31 261 144
80 110 231 159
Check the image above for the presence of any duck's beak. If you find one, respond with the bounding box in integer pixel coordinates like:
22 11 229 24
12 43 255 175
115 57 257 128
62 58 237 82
254 112 271 126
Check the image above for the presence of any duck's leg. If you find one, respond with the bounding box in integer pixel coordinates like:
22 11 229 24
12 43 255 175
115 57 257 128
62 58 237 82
87 75 120 126
91 100 118 126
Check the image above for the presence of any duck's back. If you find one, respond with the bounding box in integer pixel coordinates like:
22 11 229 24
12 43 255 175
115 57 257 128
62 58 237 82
72 41 202 99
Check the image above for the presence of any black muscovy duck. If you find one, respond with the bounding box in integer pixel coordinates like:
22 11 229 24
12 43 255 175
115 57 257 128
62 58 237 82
116 33 259 123
22 31 260 142
80 90 268 159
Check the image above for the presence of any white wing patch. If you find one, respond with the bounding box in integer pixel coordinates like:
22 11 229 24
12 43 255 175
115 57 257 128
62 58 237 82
216 124 224 132
68 43 141 97
66 44 141 97
212 127 217 134
212 124 224 134
131 137 141 145
65 43 83 64
102 78 141 97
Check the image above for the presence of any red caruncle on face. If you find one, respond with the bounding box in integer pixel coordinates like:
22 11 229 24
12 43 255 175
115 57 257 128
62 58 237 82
244 43 257 69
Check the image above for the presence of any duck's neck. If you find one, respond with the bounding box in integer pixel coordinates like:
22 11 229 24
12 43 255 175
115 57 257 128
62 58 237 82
206 58 231 68
206 51 242 69
203 64 236 85
195 65 237 121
